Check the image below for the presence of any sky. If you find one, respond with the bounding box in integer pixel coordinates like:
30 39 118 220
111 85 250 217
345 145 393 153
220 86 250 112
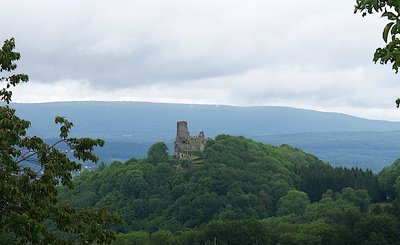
1 0 400 121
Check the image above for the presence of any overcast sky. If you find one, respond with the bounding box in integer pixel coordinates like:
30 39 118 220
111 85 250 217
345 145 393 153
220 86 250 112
1 0 400 120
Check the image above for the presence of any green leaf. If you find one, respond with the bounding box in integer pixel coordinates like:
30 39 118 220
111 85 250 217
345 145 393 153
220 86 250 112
54 116 65 124
383 22 395 42
395 98 400 108
382 11 398 20
391 23 399 36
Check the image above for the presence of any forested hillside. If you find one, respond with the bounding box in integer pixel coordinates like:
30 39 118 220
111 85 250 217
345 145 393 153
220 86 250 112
257 131 400 172
60 135 400 244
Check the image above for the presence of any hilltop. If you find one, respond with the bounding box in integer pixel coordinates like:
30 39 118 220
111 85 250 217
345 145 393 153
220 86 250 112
60 135 400 244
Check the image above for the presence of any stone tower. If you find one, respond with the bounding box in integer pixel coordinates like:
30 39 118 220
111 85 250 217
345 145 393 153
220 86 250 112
176 121 190 140
174 121 207 158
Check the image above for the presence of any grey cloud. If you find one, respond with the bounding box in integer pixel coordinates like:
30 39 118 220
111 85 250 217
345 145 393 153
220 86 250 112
1 0 399 120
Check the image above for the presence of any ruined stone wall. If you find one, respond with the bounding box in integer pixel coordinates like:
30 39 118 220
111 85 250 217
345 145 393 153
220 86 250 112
174 121 206 158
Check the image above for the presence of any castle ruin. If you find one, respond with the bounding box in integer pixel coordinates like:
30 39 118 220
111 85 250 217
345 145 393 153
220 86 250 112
174 121 206 159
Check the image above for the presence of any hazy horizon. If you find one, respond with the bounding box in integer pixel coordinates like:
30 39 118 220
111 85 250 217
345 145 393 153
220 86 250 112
8 100 400 122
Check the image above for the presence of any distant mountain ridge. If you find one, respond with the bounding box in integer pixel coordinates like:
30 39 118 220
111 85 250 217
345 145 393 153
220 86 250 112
8 101 400 171
9 101 400 140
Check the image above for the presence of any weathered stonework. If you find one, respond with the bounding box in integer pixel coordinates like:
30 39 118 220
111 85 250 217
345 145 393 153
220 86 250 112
174 121 206 159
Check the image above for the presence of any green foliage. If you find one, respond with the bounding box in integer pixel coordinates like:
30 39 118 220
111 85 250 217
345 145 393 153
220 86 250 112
60 131 400 244
201 220 272 245
0 38 118 244
378 158 400 199
113 220 273 245
0 38 29 104
113 213 396 245
277 222 341 245
296 160 382 202
304 189 362 225
149 230 174 245
355 0 400 73
61 134 386 237
277 190 310 216
354 214 400 244
147 141 169 164
340 187 371 212
61 136 301 231
354 0 400 105
113 231 150 245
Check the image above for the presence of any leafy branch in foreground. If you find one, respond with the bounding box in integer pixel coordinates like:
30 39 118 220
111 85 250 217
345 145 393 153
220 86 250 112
354 0 400 72
0 38 120 244
354 0 400 106
0 37 28 104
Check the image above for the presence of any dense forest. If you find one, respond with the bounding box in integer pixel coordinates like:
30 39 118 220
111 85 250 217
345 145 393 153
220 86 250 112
60 135 400 244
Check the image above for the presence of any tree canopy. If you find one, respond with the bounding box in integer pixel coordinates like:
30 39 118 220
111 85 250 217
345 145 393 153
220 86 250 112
61 134 400 244
0 38 119 244
61 135 386 236
147 141 169 164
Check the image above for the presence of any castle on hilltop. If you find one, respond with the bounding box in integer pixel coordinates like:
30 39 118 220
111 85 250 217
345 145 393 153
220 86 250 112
174 121 207 159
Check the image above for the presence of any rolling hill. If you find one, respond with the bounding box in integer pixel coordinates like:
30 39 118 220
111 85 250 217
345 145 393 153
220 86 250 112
8 101 400 171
